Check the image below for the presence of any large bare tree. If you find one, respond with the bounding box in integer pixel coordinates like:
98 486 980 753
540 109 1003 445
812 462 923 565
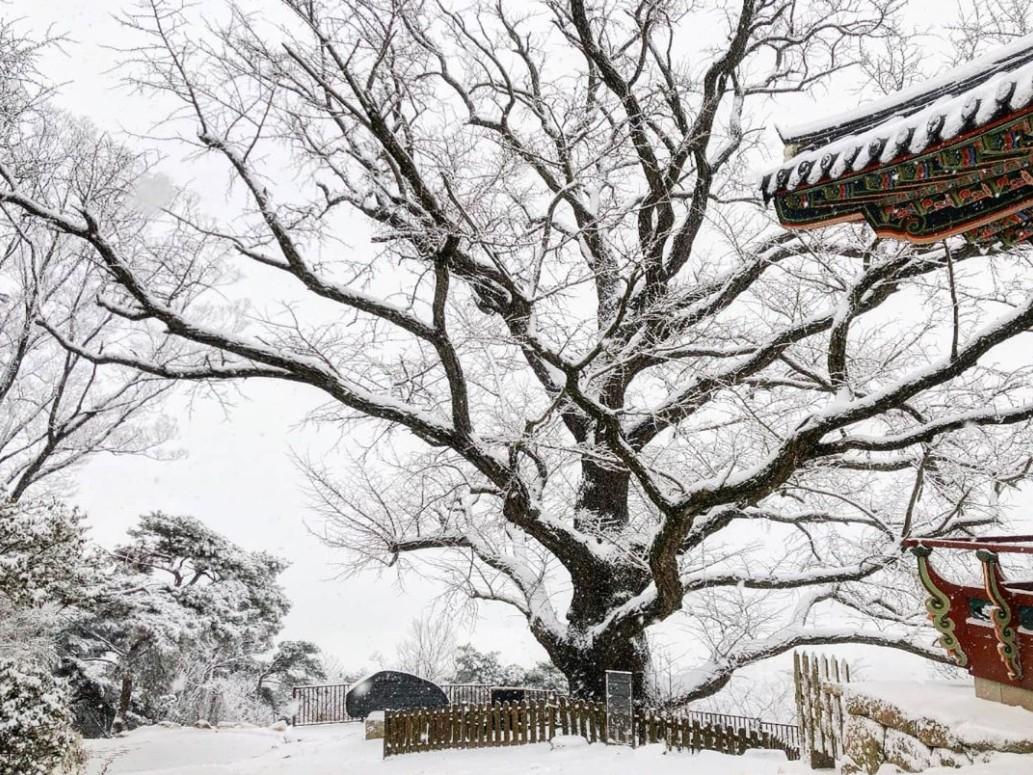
4 0 1033 699
0 21 173 500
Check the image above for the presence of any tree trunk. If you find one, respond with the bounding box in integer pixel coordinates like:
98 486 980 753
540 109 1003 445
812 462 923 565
575 460 630 531
112 672 133 734
557 455 652 702
555 631 649 702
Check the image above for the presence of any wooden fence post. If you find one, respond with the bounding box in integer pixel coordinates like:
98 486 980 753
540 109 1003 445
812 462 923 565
793 650 850 769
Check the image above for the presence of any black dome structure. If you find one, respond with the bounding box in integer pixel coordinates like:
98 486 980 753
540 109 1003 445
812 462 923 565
345 670 448 718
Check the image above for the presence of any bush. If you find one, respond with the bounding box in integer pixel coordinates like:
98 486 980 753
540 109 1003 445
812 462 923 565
0 657 83 775
0 498 87 607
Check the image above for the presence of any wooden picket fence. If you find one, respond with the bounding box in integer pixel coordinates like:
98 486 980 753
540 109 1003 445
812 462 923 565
383 698 605 755
383 697 800 759
638 707 799 758
681 710 802 753
661 713 799 757
793 652 851 769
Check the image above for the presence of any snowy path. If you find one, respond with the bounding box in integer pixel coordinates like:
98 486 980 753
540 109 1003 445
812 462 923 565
82 723 1033 775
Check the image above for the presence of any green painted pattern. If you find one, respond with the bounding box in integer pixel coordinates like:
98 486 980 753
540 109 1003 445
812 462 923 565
914 549 969 668
773 108 1033 245
980 551 1023 680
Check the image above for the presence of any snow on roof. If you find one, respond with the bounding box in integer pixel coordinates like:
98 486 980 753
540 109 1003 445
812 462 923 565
762 40 1033 199
781 33 1033 146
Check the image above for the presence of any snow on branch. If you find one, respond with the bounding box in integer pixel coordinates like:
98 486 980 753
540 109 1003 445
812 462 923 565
2 0 1027 698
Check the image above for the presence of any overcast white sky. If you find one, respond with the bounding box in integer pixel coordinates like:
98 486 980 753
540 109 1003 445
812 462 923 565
6 0 1016 681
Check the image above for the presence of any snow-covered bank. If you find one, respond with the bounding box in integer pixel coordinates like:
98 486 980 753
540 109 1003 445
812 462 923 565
81 723 1033 775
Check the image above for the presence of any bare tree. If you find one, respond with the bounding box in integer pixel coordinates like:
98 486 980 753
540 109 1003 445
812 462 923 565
395 614 456 683
948 0 1033 64
4 0 1033 700
0 22 174 500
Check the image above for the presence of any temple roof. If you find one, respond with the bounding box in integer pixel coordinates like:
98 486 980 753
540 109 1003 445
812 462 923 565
778 34 1033 152
760 36 1033 246
762 42 1033 199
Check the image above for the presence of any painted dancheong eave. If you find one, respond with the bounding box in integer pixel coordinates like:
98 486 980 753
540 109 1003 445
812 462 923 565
761 37 1033 247
902 536 1033 693
768 104 1033 246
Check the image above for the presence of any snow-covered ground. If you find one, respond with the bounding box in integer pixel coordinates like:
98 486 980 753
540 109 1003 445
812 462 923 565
81 723 1033 775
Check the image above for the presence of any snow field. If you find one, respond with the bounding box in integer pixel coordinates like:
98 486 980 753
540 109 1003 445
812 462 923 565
81 723 1033 775
82 723 812 775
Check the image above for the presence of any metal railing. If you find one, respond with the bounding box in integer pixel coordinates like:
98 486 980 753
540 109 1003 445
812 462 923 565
682 710 800 753
292 682 567 726
291 683 360 726
443 684 566 706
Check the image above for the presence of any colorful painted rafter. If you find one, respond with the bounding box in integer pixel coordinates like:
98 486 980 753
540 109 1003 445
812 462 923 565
761 37 1033 246
901 536 1033 706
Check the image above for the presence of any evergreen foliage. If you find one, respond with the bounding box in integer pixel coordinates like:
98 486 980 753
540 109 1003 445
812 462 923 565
0 498 87 607
0 657 82 775
451 644 568 692
61 512 291 733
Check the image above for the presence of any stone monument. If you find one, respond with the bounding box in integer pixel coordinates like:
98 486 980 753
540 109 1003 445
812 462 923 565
605 670 634 745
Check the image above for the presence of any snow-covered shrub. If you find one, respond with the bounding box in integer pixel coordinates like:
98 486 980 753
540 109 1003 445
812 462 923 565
0 599 65 667
0 657 83 775
163 669 273 727
0 498 87 606
255 640 326 717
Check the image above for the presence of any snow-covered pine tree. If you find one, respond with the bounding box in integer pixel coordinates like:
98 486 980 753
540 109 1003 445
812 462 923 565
63 513 290 732
255 640 326 716
0 499 86 768
0 498 87 608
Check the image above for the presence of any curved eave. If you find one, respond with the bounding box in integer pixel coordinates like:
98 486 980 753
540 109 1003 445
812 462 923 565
764 100 1033 246
777 193 1033 245
781 34 1033 149
761 59 1033 201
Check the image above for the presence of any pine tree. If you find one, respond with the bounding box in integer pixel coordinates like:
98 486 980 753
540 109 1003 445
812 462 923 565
63 513 290 731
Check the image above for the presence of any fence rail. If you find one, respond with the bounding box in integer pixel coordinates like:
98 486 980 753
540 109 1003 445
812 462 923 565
384 698 606 756
681 710 800 753
443 683 492 706
442 684 565 706
291 684 360 726
661 714 798 757
383 697 800 760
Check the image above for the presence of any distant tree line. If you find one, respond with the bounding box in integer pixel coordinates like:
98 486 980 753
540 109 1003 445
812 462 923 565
392 614 568 692
450 644 568 692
